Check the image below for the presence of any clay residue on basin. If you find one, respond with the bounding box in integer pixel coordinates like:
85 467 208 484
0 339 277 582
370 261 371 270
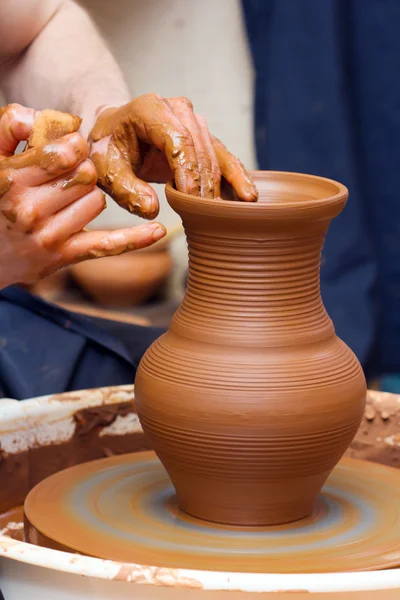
0 385 151 523
114 564 203 588
0 506 23 540
346 389 400 468
28 401 151 488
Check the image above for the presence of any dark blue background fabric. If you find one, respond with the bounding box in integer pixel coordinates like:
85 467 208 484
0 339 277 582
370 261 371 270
0 286 163 400
242 0 400 374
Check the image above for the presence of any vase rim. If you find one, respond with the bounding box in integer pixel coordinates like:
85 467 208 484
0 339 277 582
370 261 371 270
166 170 348 220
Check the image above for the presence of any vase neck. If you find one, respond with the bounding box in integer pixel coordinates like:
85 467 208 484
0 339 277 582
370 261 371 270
171 225 334 347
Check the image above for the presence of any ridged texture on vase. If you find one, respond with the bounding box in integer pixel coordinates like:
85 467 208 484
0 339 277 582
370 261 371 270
135 172 367 526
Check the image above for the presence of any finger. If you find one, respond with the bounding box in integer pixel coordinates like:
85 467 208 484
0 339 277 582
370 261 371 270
137 146 173 183
0 104 36 157
212 136 259 202
60 222 167 264
127 94 200 195
0 132 89 185
29 159 97 221
36 187 106 248
195 114 221 197
91 138 159 219
168 98 214 198
2 159 97 231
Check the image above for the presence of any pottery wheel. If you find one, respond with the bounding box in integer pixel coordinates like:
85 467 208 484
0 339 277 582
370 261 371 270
24 451 400 573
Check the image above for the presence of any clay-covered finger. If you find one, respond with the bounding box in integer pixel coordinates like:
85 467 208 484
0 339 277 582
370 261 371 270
91 138 159 219
123 94 200 195
0 104 36 158
60 222 167 264
212 136 258 202
195 114 221 197
32 158 97 218
0 132 89 186
3 159 98 231
35 187 106 249
168 98 214 198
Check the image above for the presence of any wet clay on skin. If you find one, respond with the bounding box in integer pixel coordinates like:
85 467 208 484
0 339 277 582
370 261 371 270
89 94 258 219
0 108 83 216
135 172 367 526
26 110 82 149
26 109 94 191
0 108 82 179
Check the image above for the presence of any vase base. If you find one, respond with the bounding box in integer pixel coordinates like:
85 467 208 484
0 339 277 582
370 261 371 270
177 497 315 527
164 461 331 526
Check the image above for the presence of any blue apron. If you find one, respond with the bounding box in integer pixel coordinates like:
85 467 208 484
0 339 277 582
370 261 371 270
242 0 400 376
0 286 163 400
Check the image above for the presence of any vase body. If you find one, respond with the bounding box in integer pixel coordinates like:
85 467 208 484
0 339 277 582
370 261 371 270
135 172 366 526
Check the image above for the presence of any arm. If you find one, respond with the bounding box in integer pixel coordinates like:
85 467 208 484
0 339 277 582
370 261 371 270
0 0 130 135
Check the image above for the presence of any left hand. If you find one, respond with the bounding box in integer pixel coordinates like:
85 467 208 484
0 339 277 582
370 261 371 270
89 94 258 219
0 104 166 288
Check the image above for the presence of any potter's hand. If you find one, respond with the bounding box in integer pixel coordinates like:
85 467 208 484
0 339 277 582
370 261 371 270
89 94 259 219
0 104 166 289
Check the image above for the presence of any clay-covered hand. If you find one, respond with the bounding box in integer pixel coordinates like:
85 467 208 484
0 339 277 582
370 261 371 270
0 104 166 289
89 94 259 219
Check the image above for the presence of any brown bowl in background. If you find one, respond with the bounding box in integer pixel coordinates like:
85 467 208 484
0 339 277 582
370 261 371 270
70 247 173 308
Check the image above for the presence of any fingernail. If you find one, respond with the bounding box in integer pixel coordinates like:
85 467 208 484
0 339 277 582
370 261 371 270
150 225 166 242
242 182 259 202
142 195 157 217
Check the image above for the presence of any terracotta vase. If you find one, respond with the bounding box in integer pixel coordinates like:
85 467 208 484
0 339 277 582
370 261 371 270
135 172 366 526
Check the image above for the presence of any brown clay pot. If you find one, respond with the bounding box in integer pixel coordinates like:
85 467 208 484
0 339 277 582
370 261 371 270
70 248 173 307
135 172 366 527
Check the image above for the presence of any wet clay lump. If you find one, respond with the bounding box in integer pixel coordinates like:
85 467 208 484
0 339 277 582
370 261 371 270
135 172 367 526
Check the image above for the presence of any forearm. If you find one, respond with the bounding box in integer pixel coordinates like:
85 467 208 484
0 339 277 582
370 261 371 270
1 0 130 136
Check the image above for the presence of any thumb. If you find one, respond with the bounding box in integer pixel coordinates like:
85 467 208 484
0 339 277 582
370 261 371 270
91 136 159 219
0 104 36 158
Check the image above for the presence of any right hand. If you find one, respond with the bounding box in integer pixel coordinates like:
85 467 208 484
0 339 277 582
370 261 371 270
89 94 259 219
0 104 166 289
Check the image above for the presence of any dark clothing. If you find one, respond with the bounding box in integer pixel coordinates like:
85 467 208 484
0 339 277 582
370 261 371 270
0 286 163 400
242 0 400 375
